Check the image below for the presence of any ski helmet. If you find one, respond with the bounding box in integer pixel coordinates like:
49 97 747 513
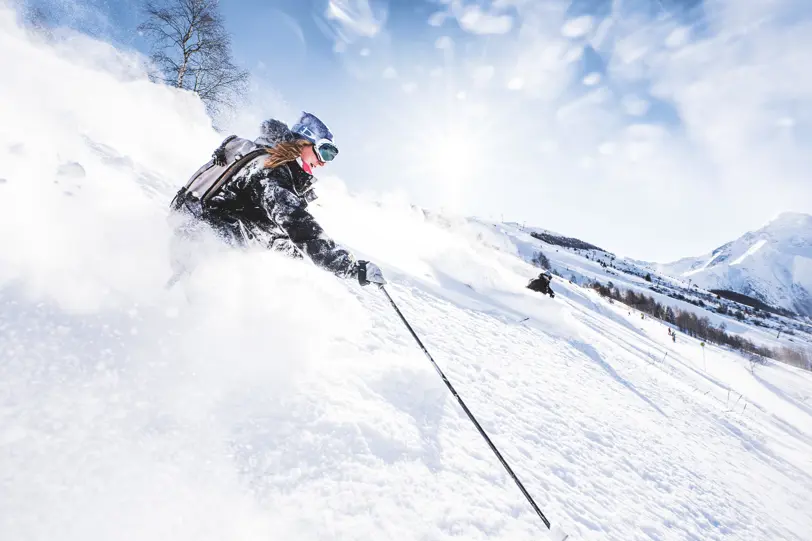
291 112 338 163
291 112 333 143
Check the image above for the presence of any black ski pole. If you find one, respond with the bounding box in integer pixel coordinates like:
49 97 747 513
379 285 565 538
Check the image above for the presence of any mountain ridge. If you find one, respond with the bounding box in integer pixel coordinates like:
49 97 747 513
657 212 812 317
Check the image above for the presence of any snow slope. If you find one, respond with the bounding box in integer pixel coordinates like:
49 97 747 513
2 8 812 541
660 213 812 317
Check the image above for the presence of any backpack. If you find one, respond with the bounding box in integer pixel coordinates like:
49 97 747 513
171 135 268 210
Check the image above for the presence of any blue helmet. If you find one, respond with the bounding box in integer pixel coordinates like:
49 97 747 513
291 112 334 144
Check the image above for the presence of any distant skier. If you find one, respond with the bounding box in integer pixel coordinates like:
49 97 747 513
527 271 555 298
168 112 385 287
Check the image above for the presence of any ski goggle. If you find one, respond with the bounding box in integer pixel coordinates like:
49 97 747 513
296 125 339 163
314 138 339 163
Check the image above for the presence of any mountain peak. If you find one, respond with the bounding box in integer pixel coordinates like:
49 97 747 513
660 210 812 316
765 212 812 231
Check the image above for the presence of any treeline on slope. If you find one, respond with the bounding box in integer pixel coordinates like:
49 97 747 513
650 285 785 329
528 231 605 253
591 281 811 371
710 289 796 317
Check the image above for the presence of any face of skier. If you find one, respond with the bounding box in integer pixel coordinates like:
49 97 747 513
300 144 325 172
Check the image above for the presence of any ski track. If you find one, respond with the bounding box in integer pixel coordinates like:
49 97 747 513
1 8 812 541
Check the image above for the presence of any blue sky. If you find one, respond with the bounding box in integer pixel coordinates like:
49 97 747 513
17 0 812 261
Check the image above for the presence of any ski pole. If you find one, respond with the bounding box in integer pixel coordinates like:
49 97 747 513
379 285 566 538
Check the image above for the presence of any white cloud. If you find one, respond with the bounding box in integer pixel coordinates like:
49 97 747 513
583 72 602 86
507 77 524 90
776 116 795 128
459 5 513 34
427 11 446 27
323 0 387 48
326 0 385 37
621 94 650 116
590 17 614 51
598 142 615 155
435 36 453 50
562 46 584 63
382 66 397 79
471 64 495 85
665 27 690 48
561 15 594 38
539 139 559 153
441 1 513 35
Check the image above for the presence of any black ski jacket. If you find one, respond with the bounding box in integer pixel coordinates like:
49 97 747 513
185 120 357 278
527 274 554 297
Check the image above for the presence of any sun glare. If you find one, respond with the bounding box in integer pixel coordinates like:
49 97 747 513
382 90 497 213
423 123 483 212
429 126 477 179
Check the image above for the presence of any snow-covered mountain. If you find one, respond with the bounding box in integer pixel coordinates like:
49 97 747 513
658 213 812 317
2 8 812 541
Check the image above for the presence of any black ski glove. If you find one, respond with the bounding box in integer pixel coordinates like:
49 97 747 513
212 135 237 166
356 260 387 286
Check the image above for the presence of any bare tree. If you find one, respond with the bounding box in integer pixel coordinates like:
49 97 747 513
531 250 550 270
138 0 249 116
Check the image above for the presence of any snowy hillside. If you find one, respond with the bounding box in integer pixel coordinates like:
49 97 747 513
437 218 812 357
2 7 812 541
659 213 812 318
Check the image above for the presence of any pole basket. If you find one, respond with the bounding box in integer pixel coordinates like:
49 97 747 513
546 525 570 541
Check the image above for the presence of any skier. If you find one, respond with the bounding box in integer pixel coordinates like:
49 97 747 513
527 271 555 298
169 112 385 287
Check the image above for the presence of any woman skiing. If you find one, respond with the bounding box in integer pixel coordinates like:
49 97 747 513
169 111 385 287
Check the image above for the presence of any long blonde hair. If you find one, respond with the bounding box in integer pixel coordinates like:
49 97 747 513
264 138 312 169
